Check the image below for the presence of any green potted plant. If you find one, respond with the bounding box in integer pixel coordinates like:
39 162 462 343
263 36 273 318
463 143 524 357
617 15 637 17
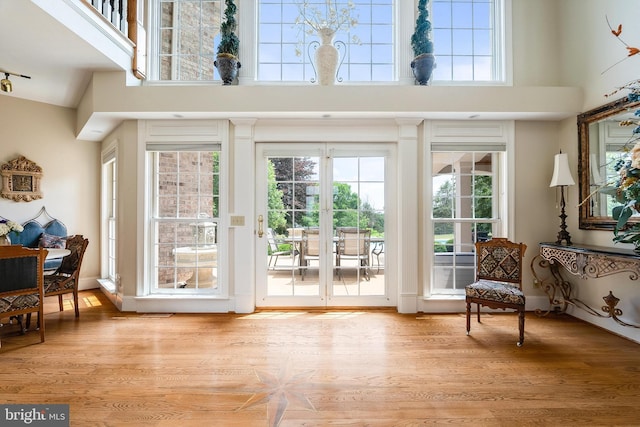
410 0 436 85
214 0 240 85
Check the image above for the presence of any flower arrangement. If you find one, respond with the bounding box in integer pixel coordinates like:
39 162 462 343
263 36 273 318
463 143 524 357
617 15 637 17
295 0 358 35
293 0 359 56
599 20 640 249
0 219 23 236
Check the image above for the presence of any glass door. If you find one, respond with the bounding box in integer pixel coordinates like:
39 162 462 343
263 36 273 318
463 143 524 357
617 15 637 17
255 143 395 308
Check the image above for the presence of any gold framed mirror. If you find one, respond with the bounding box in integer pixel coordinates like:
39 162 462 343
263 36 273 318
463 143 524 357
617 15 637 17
0 156 43 202
578 96 640 230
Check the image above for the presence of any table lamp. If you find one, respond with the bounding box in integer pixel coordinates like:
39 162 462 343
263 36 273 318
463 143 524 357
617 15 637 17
550 152 575 245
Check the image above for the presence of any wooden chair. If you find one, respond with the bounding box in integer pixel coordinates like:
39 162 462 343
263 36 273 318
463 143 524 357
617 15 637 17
335 227 371 280
465 238 527 346
43 235 89 318
0 245 47 347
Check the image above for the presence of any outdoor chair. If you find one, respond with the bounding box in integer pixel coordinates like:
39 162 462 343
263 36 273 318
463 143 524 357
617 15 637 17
465 237 527 346
267 228 295 269
335 227 371 281
300 228 320 280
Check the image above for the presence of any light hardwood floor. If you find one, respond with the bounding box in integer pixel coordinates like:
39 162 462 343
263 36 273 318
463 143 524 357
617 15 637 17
1 290 639 426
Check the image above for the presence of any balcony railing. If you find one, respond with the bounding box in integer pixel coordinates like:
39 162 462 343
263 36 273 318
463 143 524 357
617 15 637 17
87 0 128 34
82 0 145 79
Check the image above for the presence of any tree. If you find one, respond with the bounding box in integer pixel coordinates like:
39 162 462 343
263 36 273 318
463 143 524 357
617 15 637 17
216 0 239 58
411 0 434 57
332 183 360 228
474 175 493 235
270 157 317 228
267 160 287 233
433 179 454 236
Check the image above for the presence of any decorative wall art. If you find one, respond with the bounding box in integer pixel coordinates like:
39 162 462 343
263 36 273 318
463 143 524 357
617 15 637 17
1 156 43 202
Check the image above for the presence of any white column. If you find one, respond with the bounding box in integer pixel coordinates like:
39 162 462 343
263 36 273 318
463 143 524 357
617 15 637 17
236 0 255 84
399 1 418 84
396 118 422 313
229 118 257 313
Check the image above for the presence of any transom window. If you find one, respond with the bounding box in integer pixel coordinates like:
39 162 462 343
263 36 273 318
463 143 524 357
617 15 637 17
151 0 223 81
431 0 503 82
147 0 506 83
258 0 394 82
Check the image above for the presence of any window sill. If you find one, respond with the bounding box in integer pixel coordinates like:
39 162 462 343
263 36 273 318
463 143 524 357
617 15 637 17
424 294 465 301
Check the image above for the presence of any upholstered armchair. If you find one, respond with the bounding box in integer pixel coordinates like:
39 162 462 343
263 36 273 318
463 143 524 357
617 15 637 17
465 238 527 346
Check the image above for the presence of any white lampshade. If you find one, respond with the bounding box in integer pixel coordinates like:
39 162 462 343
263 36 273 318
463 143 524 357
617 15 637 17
549 153 575 187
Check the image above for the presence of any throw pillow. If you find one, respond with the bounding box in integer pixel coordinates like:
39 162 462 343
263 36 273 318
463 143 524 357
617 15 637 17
40 233 67 249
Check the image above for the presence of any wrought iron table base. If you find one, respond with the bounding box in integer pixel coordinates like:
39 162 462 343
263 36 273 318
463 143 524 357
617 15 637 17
531 243 640 329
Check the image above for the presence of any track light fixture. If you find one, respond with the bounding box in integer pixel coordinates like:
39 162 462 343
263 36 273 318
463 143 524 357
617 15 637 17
1 74 12 93
0 70 31 93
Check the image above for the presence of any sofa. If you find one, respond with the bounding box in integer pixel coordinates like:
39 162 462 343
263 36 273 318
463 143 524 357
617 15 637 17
8 216 67 271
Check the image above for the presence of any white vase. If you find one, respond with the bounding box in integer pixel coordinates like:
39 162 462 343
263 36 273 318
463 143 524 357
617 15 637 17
315 28 338 86
0 234 10 245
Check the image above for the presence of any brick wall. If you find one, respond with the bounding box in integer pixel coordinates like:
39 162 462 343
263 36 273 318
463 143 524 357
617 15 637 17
157 152 217 285
160 1 221 80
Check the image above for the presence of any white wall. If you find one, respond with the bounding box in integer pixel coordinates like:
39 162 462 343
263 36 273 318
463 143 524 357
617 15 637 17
511 0 561 86
556 0 640 342
560 0 640 108
0 95 101 289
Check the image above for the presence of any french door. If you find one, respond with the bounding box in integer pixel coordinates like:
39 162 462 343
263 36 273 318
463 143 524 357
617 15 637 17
255 143 396 307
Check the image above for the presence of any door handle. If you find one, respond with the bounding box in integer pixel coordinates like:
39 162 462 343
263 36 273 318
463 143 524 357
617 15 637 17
257 215 264 238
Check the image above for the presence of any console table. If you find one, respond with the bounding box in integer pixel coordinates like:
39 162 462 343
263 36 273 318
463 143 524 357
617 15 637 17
531 242 640 328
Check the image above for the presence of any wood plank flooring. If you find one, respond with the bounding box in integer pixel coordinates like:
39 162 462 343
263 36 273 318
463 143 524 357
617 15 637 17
1 290 639 426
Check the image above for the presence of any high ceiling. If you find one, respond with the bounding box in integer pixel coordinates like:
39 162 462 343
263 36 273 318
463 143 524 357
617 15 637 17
0 1 583 143
0 1 126 108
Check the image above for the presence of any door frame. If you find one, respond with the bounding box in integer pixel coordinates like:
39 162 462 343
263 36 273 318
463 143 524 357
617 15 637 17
255 142 397 308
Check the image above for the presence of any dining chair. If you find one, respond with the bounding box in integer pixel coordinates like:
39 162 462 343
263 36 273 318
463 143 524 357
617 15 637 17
42 235 89 318
300 228 320 280
0 245 47 347
335 227 371 280
465 237 527 346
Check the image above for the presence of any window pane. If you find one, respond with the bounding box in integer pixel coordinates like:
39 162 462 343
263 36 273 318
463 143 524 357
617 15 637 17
452 3 473 27
156 0 222 81
473 2 491 28
452 56 473 80
452 29 473 55
259 43 283 62
474 29 491 55
432 176 455 219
